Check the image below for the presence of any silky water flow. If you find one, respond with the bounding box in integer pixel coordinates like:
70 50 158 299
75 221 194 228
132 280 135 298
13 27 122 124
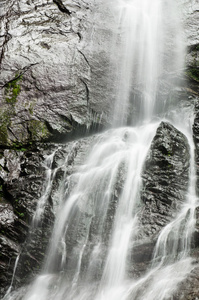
4 0 198 299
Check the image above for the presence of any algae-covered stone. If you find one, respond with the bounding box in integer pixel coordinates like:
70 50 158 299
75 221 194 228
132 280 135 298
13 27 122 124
4 74 22 105
27 120 50 141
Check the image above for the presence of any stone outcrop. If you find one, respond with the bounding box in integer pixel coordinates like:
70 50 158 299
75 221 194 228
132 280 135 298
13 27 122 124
0 146 46 295
131 122 190 276
185 1 199 95
0 0 116 147
140 122 190 238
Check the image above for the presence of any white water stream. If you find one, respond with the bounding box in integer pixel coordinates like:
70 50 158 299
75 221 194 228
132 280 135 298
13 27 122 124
4 0 198 299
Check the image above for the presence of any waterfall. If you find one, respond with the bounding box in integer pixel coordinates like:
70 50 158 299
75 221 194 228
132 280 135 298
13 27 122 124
4 0 198 299
112 0 184 125
32 150 59 227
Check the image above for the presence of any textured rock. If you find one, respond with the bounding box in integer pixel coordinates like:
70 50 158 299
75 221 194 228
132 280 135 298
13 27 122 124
184 1 199 48
139 122 190 238
184 1 199 95
0 203 26 294
128 122 191 277
173 262 199 300
187 8 199 289
0 147 45 295
174 206 199 299
0 133 98 296
193 105 199 196
0 0 116 147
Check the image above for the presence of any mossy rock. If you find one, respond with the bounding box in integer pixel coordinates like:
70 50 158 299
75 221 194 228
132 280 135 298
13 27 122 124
0 113 51 147
4 74 23 105
0 109 12 146
186 68 199 82
0 123 8 145
28 120 51 141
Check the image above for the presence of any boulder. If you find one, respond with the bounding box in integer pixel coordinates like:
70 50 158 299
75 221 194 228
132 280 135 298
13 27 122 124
140 121 190 238
130 122 190 276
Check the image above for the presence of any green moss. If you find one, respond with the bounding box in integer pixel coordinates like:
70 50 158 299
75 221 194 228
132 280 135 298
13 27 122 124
29 103 34 115
4 73 23 105
186 68 199 82
0 109 12 144
0 123 8 144
195 45 199 51
15 210 25 218
167 151 173 157
28 120 50 140
11 142 28 151
1 73 23 145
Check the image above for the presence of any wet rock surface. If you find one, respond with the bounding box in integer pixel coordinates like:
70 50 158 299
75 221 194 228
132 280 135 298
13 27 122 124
0 146 46 295
185 2 199 96
193 102 199 195
140 121 190 238
62 160 127 281
0 124 199 298
129 122 190 277
0 134 97 296
173 253 199 300
0 0 116 147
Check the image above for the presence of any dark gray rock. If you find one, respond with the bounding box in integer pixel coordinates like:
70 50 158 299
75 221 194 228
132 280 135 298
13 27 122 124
139 122 190 238
128 122 191 278
0 203 26 295
175 205 199 299
173 261 199 300
0 133 97 297
0 147 46 295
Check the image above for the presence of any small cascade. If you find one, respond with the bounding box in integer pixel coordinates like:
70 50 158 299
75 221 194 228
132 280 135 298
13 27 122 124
2 151 59 299
32 150 58 227
3 254 21 300
97 125 158 289
16 124 159 300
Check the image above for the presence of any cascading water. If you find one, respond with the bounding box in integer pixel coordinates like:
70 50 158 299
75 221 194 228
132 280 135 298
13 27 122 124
112 0 184 125
4 0 198 299
32 150 59 227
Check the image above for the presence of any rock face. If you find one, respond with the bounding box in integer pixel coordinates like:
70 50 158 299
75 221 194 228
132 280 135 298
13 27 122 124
0 135 97 296
140 122 190 238
184 1 199 95
131 122 190 276
0 146 46 295
0 0 117 147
